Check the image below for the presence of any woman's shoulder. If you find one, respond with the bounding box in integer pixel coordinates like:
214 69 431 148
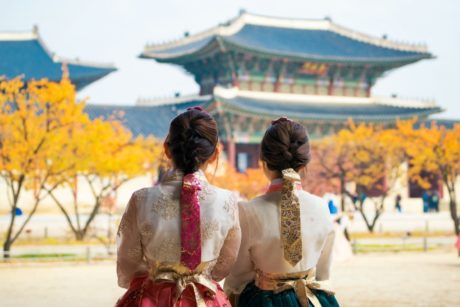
206 184 239 214
210 185 238 201
299 190 327 206
240 193 278 215
130 186 160 203
299 190 334 228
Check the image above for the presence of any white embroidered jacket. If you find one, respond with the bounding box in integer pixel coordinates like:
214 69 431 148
116 172 241 288
224 186 335 294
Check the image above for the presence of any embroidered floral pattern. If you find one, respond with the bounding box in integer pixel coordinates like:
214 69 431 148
156 237 180 260
180 173 202 270
223 193 238 219
215 252 234 268
127 245 142 259
117 216 128 236
201 220 219 241
152 190 179 219
226 226 240 241
139 223 153 239
135 189 148 204
199 182 213 201
280 168 303 266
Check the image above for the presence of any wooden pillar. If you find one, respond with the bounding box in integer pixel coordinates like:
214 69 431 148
353 82 360 97
227 139 236 169
232 73 239 88
366 84 372 97
274 81 281 92
275 59 287 93
327 77 334 95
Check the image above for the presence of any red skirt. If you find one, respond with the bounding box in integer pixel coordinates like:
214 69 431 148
456 234 460 250
116 276 231 307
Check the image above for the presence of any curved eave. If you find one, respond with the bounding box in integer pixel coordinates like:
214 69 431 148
50 58 117 90
141 37 432 66
0 29 117 90
217 102 441 122
139 37 219 62
212 92 442 122
70 69 116 90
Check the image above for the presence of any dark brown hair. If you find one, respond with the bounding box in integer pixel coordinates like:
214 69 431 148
260 118 311 172
166 108 218 174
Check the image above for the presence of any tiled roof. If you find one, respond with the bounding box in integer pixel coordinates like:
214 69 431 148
0 30 116 90
212 87 441 122
85 88 441 138
142 12 431 64
85 97 212 138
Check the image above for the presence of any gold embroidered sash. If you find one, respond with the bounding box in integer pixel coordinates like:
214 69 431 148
149 262 217 307
280 168 303 266
255 268 334 307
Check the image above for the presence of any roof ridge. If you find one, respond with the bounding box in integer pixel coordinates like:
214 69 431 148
242 12 428 53
142 11 429 55
136 94 212 106
0 30 38 41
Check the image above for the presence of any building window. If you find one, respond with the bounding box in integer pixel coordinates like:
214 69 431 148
237 152 249 173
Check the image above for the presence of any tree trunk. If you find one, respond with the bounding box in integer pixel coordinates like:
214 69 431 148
362 210 375 233
3 240 12 259
3 210 16 259
340 175 346 211
2 175 25 259
48 190 83 240
357 201 376 233
75 231 85 241
450 198 459 235
446 182 459 235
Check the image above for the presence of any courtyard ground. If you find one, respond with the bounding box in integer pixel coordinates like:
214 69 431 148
0 252 459 307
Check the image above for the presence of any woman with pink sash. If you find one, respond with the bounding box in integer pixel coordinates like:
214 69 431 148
116 107 241 307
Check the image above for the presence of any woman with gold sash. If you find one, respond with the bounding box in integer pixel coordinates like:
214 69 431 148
116 107 241 307
225 118 339 307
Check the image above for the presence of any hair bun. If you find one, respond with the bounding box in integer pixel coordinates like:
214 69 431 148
261 119 311 172
167 109 218 174
282 149 293 160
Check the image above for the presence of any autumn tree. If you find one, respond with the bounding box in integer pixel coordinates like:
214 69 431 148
0 77 87 256
308 135 354 211
301 146 340 198
398 120 460 234
313 122 405 232
46 118 162 241
346 123 405 232
206 159 268 200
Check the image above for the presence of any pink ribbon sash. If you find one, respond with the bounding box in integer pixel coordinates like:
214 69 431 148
180 173 203 270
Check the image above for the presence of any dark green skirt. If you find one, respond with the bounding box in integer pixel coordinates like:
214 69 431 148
238 281 339 307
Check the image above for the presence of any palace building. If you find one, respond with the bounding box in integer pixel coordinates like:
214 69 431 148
0 26 116 90
133 12 440 171
0 13 442 172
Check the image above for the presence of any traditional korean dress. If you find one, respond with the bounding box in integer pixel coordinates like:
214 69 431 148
116 170 241 307
224 169 339 307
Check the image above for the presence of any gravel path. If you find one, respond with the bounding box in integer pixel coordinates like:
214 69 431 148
0 252 459 307
331 252 460 306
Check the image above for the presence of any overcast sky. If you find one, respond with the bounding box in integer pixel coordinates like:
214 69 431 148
2 0 459 119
